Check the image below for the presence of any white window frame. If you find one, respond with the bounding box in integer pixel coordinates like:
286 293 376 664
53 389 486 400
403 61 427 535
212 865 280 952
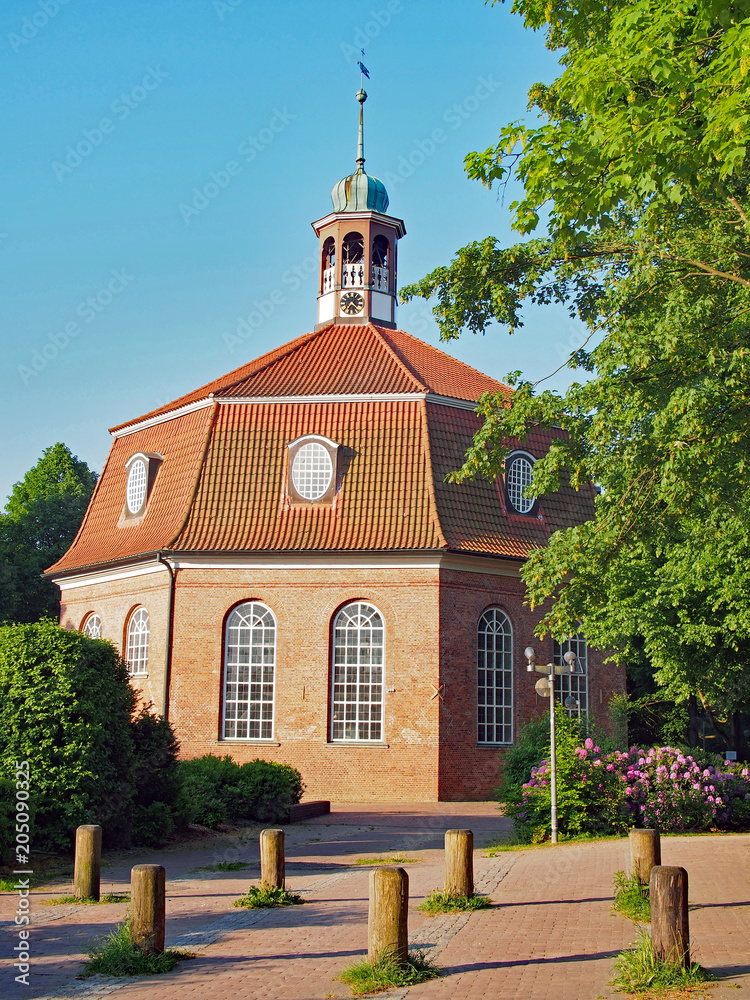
126 607 150 676
505 451 535 514
477 607 514 744
554 634 588 719
291 441 334 500
222 602 277 741
330 602 385 743
81 613 102 639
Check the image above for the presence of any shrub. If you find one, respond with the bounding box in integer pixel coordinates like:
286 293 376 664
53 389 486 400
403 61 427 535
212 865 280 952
176 754 303 828
508 736 750 840
130 707 183 847
0 621 136 852
0 778 19 863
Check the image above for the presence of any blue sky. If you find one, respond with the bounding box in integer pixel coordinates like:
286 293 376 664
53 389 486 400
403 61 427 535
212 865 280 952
1 0 586 503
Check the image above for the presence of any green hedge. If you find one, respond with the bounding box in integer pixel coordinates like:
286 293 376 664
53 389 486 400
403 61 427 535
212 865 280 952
0 622 305 854
177 755 304 827
0 621 136 852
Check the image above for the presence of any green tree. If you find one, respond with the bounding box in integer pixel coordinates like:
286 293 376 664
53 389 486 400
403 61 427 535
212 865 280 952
0 443 97 623
401 0 750 740
0 621 136 851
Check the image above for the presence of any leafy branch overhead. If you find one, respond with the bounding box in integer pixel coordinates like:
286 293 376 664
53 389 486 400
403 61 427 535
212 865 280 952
401 0 750 717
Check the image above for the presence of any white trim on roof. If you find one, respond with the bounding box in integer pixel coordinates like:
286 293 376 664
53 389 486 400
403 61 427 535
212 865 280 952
55 560 169 590
110 391 483 436
52 550 522 588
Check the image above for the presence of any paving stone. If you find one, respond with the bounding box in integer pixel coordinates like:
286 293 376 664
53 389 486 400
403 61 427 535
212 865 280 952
2 805 748 1000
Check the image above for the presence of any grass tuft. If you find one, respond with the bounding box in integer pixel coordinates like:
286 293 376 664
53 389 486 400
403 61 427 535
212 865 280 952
43 892 130 906
338 950 440 996
354 855 423 865
80 921 194 978
193 860 252 873
417 889 492 915
612 870 651 923
612 931 715 995
233 884 305 908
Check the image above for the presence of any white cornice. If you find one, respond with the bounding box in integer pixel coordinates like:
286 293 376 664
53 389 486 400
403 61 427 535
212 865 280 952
54 550 521 588
110 397 215 437
311 211 407 238
110 392 481 437
55 560 169 590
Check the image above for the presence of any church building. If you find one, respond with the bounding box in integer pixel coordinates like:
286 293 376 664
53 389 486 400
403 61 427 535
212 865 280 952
47 91 624 801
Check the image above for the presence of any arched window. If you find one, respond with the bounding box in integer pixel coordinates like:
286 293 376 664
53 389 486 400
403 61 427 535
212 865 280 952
322 236 336 293
81 613 102 639
126 459 148 515
554 634 588 718
331 602 384 742
342 231 364 288
477 608 513 744
371 235 389 290
126 607 150 676
505 452 535 514
342 231 364 263
223 602 276 740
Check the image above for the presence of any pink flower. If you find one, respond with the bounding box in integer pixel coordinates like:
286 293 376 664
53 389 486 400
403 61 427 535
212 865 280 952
585 737 594 749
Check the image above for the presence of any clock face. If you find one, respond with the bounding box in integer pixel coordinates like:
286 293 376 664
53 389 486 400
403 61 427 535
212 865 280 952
340 291 364 315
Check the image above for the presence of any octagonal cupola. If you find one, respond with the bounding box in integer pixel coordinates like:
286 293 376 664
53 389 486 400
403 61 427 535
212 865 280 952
312 87 405 330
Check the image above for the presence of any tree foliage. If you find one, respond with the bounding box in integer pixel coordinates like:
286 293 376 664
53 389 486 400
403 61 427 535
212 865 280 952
0 444 97 624
0 620 136 851
401 0 750 721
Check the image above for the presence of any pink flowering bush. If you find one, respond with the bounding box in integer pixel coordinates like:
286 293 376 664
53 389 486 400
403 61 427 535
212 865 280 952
505 715 750 841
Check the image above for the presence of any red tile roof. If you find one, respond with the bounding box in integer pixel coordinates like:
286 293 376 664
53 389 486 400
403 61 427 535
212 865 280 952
110 323 508 432
48 405 216 575
172 399 445 553
48 324 594 576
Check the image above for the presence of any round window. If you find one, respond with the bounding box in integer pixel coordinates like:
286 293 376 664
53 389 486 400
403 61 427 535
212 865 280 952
126 459 148 514
292 442 334 500
506 455 534 514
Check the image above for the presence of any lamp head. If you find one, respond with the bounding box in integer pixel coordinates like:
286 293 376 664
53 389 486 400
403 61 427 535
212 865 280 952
562 650 577 673
525 646 536 672
534 676 550 698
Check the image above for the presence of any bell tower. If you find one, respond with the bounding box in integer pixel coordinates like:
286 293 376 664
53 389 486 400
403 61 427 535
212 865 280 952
312 88 406 329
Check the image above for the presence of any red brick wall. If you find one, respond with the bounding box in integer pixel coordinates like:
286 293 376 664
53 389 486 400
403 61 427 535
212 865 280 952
436 567 626 800
59 567 171 712
56 559 626 802
167 565 442 802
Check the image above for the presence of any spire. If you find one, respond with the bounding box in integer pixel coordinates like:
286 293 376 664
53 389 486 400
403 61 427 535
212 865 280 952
356 87 367 173
329 56 388 214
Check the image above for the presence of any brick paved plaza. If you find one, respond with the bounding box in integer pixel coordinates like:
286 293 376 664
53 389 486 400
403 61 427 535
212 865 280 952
3 803 748 1000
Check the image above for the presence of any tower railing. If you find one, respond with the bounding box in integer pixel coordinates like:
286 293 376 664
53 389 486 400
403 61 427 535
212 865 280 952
342 263 365 288
323 266 336 292
371 265 389 291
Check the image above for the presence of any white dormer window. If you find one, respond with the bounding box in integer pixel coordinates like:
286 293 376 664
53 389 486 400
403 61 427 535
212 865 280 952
123 453 162 520
292 443 333 500
505 452 535 514
287 435 340 504
126 459 148 514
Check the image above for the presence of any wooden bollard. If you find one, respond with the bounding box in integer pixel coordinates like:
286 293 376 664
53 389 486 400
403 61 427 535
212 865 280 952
260 828 285 889
368 866 408 966
130 865 166 955
73 825 102 902
630 828 661 885
444 829 473 897
650 866 689 967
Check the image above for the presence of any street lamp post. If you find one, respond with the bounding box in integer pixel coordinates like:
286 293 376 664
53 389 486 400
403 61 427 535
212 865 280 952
524 645 580 844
